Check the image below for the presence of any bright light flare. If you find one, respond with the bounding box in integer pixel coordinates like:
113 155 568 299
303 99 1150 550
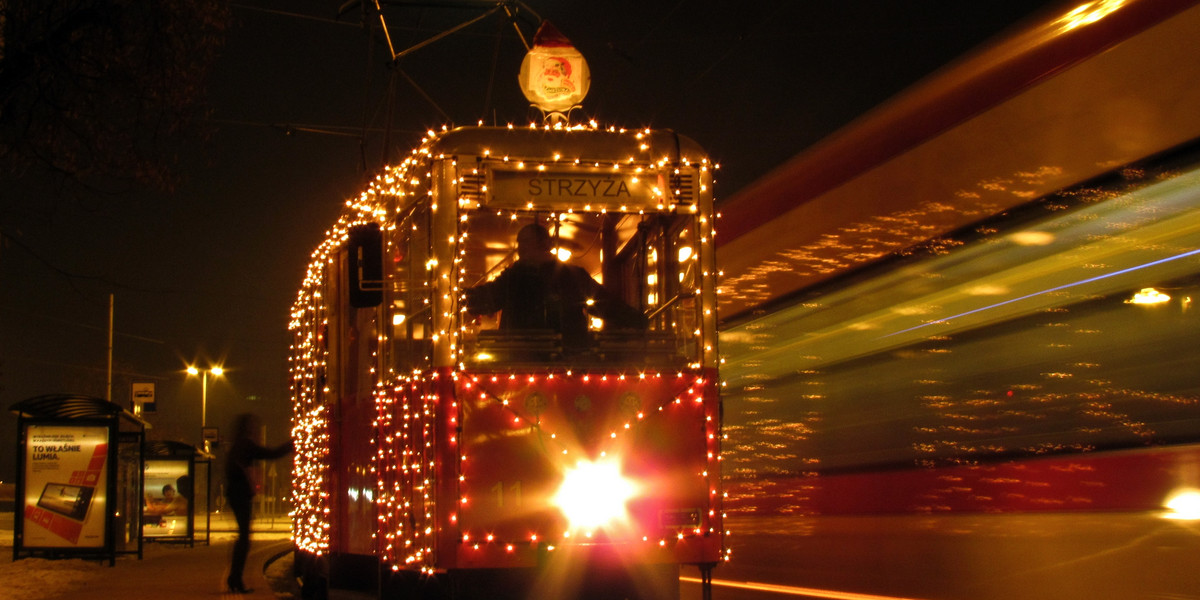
1163 488 1200 520
1126 287 1170 305
553 458 638 531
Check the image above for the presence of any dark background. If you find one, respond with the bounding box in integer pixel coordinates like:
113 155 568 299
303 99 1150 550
0 0 1063 482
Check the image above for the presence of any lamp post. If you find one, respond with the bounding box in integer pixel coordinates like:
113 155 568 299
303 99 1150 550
187 365 224 452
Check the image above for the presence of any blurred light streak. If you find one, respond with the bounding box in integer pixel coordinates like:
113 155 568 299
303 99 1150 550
1055 0 1126 33
882 247 1200 339
680 576 929 600
722 166 1200 384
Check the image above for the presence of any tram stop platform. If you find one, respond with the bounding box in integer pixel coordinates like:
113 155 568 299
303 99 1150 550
1 509 302 600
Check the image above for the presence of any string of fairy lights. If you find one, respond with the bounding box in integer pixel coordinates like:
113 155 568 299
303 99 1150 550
454 371 721 539
288 122 727 570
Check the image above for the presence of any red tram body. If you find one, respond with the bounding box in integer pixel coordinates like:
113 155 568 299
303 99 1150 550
289 125 723 598
712 1 1200 597
717 0 1200 518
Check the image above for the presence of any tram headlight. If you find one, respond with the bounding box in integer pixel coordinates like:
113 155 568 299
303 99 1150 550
553 457 639 532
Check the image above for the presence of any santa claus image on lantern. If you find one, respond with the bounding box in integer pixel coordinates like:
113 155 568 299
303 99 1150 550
537 55 576 98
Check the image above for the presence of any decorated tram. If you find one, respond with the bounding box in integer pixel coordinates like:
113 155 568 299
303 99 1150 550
288 119 723 599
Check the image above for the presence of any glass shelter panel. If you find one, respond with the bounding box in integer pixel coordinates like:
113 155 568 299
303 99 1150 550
142 459 191 539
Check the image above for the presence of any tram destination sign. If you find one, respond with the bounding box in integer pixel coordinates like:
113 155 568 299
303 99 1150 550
488 167 659 209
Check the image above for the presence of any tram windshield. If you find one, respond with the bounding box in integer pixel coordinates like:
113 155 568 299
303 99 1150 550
458 207 703 368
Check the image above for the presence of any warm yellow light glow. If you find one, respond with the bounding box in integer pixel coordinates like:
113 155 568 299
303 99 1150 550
1055 0 1125 33
1163 488 1200 520
553 458 637 531
1126 287 1170 305
678 246 694 262
187 365 223 377
679 576 927 600
967 284 1008 296
1009 231 1055 246
553 247 572 261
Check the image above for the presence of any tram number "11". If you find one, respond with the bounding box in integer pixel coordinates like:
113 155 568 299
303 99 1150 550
491 481 522 508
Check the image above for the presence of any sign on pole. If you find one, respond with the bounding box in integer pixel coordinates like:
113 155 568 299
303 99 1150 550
132 382 156 415
202 427 219 444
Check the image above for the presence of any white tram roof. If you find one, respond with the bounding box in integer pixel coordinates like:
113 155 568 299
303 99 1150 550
424 125 709 166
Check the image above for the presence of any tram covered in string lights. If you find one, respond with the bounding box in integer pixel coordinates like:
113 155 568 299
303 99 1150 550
288 123 723 599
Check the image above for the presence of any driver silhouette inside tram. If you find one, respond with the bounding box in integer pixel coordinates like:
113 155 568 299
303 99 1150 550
465 223 645 349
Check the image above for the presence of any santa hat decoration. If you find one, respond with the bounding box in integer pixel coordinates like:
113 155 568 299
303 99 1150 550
519 21 590 115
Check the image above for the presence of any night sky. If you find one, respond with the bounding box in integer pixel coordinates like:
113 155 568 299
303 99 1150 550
0 0 1063 481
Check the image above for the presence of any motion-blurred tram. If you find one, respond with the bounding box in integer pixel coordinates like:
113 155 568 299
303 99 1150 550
288 125 723 599
717 0 1200 598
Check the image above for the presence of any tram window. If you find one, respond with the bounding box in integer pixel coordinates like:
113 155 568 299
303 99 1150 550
627 216 701 361
347 223 384 308
388 205 433 371
458 209 700 366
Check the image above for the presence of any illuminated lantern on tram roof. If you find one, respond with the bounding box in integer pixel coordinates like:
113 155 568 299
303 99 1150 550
519 21 590 116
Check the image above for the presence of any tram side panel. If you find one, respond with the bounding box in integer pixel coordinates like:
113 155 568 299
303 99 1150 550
290 239 383 586
338 245 381 559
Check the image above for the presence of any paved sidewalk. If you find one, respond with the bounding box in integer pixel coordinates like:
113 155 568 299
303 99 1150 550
2 514 300 600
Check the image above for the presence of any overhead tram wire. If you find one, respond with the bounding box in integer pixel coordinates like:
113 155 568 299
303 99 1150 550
392 68 455 125
481 7 508 124
232 2 361 28
479 0 538 123
360 0 542 161
207 118 401 138
232 1 538 40
225 3 545 168
363 0 539 63
649 2 789 124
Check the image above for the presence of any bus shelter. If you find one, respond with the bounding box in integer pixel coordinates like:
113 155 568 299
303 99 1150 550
142 440 212 546
10 394 147 565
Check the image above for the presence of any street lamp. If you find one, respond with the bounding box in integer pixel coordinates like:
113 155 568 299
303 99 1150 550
187 365 224 452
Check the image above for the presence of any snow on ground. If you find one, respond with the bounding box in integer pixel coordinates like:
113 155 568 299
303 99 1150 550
1 514 294 600
0 554 103 600
0 525 109 600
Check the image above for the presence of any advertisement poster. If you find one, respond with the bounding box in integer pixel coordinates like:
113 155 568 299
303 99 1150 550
22 424 109 548
142 460 191 537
